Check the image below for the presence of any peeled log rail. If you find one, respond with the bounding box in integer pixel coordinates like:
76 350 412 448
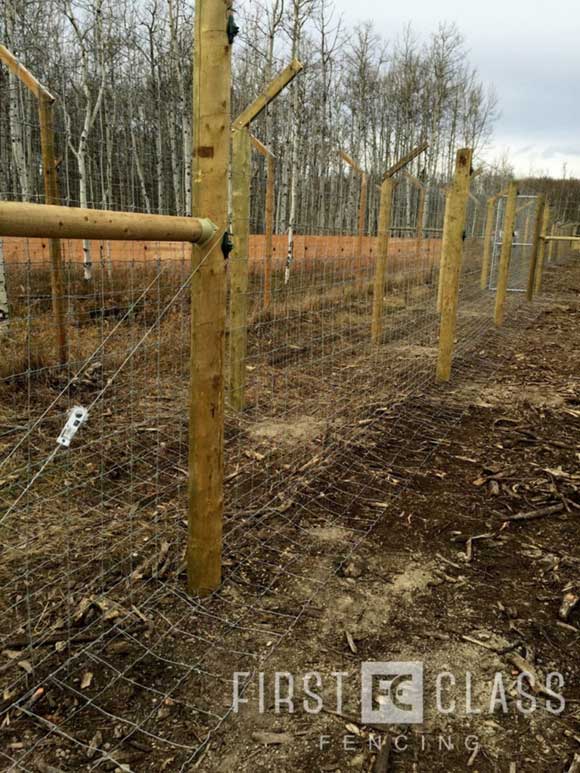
0 44 55 101
0 201 217 244
542 235 580 242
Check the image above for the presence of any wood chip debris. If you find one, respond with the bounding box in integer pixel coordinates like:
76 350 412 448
80 671 93 689
560 592 579 621
507 503 565 522
251 731 292 745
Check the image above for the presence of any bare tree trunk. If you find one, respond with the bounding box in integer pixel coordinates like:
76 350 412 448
77 141 92 280
155 96 164 213
183 113 192 216
64 0 107 281
285 0 304 284
131 104 151 213
168 114 182 215
6 5 31 200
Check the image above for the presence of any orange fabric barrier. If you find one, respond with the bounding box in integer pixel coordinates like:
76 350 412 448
2 235 440 267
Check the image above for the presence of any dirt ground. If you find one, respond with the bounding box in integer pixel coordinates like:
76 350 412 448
196 265 580 772
0 260 578 772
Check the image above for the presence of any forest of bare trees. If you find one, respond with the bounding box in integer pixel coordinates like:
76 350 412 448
0 0 527 235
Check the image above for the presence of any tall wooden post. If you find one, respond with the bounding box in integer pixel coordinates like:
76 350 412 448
187 0 232 596
228 127 251 411
534 204 550 295
494 181 518 327
480 195 496 290
436 148 473 383
39 94 67 365
371 178 394 343
526 196 546 301
0 46 68 364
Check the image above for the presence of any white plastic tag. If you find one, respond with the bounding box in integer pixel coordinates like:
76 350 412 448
57 406 89 448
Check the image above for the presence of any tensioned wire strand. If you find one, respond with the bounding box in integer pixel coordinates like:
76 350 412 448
0 231 224 526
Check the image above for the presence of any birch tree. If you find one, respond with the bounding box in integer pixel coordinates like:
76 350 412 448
285 0 316 283
0 0 499 234
62 0 109 280
5 0 31 200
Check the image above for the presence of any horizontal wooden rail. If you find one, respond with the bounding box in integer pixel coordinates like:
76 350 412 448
232 59 303 131
0 202 217 244
0 44 55 101
383 141 429 181
541 235 580 242
339 150 364 176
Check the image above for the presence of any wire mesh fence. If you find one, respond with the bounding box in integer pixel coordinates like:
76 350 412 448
1 173 562 770
2 4 580 767
1 44 578 771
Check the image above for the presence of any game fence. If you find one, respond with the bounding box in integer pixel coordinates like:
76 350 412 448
0 36 574 773
0 169 555 771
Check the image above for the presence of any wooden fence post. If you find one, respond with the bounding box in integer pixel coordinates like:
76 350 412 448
38 94 67 364
371 178 394 343
187 0 232 596
0 46 68 364
526 195 546 301
436 147 473 383
494 181 518 327
480 195 496 290
534 204 550 295
228 127 251 411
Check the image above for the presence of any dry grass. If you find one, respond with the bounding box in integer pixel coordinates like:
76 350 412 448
0 234 445 386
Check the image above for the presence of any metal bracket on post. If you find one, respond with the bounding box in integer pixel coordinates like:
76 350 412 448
221 231 234 260
227 15 239 44
197 218 218 246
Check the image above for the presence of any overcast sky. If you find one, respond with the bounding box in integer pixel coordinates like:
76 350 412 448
332 0 580 178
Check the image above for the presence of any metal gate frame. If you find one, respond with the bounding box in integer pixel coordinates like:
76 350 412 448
488 194 539 292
